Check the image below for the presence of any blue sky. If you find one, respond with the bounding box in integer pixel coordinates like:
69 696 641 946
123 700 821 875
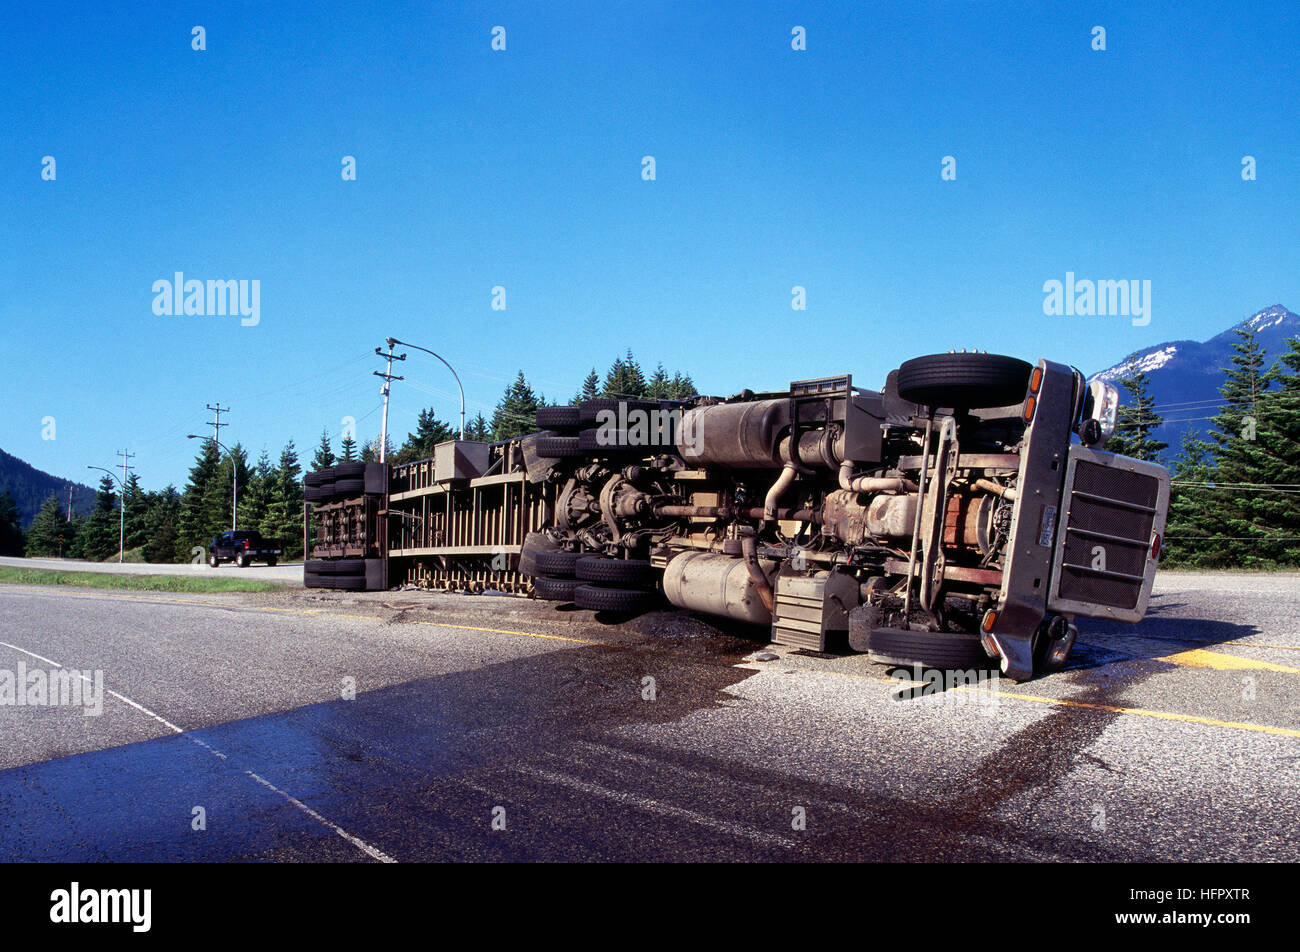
2 1 1297 490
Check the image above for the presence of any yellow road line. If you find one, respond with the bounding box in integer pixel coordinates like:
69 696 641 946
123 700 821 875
1000 692 1300 739
1156 647 1300 674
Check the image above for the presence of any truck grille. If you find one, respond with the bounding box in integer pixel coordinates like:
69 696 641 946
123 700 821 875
1049 450 1168 621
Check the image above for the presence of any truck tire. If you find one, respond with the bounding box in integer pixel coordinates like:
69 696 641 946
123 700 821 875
333 575 366 591
237 554 250 568
304 467 334 487
534 550 583 578
534 436 584 458
574 583 658 613
322 558 366 576
304 570 328 588
866 627 993 671
333 462 366 478
304 484 333 502
578 398 658 426
266 556 278 567
896 353 1034 410
332 477 365 495
534 575 580 601
577 428 647 452
535 406 583 429
575 556 654 586
209 552 220 568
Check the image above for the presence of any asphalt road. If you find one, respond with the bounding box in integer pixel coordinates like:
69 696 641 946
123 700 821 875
0 555 303 583
1 571 1297 862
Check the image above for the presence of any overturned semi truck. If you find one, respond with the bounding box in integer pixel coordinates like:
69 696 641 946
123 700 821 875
302 352 1169 681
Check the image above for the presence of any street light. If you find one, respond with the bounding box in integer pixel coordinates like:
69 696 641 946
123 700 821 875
86 465 125 563
386 337 467 440
187 435 238 531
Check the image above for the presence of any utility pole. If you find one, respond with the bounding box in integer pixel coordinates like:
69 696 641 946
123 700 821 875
206 403 229 446
116 450 134 563
66 484 74 520
374 342 406 464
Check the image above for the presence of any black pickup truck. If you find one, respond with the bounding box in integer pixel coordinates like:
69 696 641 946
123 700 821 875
208 530 282 568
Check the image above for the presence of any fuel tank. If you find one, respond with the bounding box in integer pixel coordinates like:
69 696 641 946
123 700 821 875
662 551 778 625
677 399 789 469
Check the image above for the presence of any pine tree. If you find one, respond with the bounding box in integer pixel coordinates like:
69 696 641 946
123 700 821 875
491 371 541 440
239 450 276 533
1208 327 1274 566
1163 429 1219 567
360 434 392 463
1250 334 1300 564
312 429 336 471
207 444 249 535
179 440 222 552
24 493 70 557
75 475 121 561
263 441 303 558
142 485 183 564
602 350 647 398
122 473 149 551
1107 358 1167 461
340 435 358 461
393 409 455 463
573 368 600 405
0 489 24 556
668 371 696 400
645 363 671 399
467 412 491 441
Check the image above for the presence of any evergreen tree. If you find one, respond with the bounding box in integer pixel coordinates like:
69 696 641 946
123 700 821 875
239 450 276 533
668 371 697 400
0 489 24 556
1107 358 1167 461
602 350 647 398
24 493 71 557
75 475 121 561
1208 327 1274 566
122 473 149 551
340 435 358 461
573 368 600 405
312 429 336 471
1250 334 1300 564
264 441 303 558
491 371 541 440
393 409 455 463
1162 429 1219 567
467 412 491 441
645 363 672 399
360 434 393 463
179 440 222 551
208 443 249 535
142 485 183 564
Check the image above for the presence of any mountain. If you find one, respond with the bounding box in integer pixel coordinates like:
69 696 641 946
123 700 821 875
1089 304 1300 457
0 448 98 530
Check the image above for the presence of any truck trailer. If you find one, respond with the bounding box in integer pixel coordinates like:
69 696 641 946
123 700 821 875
302 351 1169 682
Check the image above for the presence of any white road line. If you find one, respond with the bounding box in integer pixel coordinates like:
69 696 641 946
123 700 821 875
0 638 395 863
515 765 797 850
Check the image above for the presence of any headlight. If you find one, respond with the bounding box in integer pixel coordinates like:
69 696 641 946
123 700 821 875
1085 380 1119 447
